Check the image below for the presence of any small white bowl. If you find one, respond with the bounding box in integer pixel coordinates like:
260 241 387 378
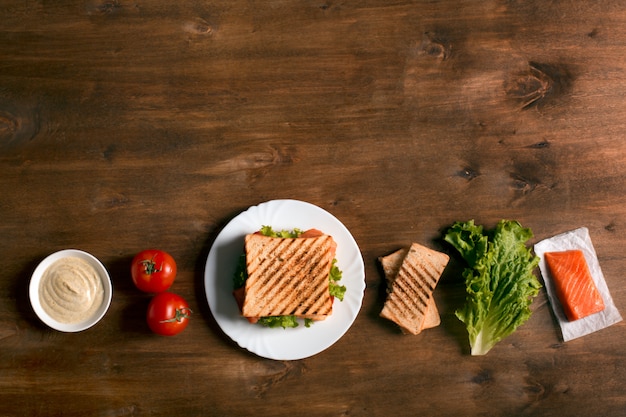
29 249 113 332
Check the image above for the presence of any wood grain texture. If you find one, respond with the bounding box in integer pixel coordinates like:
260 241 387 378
1 1 625 416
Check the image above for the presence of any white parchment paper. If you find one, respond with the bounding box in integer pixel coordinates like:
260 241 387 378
534 227 622 341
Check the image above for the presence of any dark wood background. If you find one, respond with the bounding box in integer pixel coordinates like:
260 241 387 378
1 1 625 416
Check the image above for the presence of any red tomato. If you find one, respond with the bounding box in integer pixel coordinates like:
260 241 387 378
131 249 177 293
146 292 192 336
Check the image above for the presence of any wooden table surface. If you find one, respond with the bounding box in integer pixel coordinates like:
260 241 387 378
1 1 625 416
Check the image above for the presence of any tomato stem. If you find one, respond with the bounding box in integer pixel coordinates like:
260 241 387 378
140 255 162 275
160 307 192 323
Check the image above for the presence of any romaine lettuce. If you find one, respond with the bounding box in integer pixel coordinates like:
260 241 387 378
445 220 541 355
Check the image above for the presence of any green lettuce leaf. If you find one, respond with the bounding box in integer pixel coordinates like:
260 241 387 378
329 259 346 301
257 315 300 329
257 316 314 328
445 220 541 355
260 225 302 238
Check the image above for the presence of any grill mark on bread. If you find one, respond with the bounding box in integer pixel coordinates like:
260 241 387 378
271 249 331 315
246 238 309 307
379 248 441 332
404 261 435 302
243 233 334 318
391 253 439 312
380 243 449 335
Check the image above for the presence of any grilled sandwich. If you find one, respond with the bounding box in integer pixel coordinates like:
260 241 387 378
241 229 337 321
379 243 449 335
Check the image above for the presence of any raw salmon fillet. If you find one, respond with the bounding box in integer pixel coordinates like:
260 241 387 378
545 250 605 321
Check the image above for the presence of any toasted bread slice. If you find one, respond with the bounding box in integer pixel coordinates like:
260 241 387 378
379 243 449 335
242 231 336 320
380 248 440 331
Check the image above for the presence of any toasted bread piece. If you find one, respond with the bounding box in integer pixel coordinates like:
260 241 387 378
379 243 449 335
242 232 336 320
380 248 440 331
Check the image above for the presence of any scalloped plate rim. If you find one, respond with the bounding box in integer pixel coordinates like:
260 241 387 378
204 199 365 360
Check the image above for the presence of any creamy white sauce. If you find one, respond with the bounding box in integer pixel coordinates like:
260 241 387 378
39 257 104 324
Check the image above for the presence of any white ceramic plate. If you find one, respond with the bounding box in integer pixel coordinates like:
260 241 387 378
204 199 365 360
29 249 113 332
